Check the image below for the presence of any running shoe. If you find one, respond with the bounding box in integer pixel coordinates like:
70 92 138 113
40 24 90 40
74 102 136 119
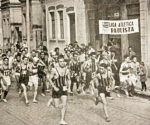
2 99 7 103
33 100 38 103
105 117 111 122
41 93 46 97
59 120 67 125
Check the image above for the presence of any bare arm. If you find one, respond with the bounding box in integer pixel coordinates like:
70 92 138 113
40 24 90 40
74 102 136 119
47 68 58 90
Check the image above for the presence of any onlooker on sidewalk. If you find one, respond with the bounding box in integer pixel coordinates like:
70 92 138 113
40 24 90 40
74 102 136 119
139 62 147 91
128 46 136 59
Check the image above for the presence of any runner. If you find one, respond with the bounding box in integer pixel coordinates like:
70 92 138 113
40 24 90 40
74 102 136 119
28 57 40 103
38 51 47 96
94 63 111 122
19 56 30 105
0 57 12 102
69 52 81 95
48 55 71 125
82 52 97 95
13 53 22 93
119 55 131 97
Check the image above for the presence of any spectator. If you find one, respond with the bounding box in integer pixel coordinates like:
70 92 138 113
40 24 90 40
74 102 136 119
128 46 136 59
139 62 147 91
39 41 47 52
55 47 60 56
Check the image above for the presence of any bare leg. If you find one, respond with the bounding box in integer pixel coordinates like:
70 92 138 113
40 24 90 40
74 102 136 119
60 95 68 124
21 84 29 104
33 84 38 103
99 93 110 122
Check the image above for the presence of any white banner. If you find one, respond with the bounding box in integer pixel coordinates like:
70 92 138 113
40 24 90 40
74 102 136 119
99 19 139 34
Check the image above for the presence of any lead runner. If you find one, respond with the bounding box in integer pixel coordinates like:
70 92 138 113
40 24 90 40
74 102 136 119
47 55 71 125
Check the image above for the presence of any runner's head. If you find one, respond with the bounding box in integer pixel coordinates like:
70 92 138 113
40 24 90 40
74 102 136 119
73 52 78 61
58 55 65 68
98 63 107 74
90 52 96 60
31 50 36 57
23 56 28 64
131 56 137 62
16 53 21 61
33 57 39 65
24 47 28 54
3 57 9 65
6 50 11 57
124 54 130 62
21 49 26 55
40 51 45 59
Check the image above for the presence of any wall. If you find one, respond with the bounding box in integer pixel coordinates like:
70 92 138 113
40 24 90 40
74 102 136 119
46 0 87 52
140 0 150 76
31 0 43 49
0 0 3 49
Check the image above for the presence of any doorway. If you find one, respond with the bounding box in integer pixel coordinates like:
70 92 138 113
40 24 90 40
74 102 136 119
69 13 76 43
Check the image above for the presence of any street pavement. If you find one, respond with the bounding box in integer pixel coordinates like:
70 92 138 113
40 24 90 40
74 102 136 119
0 85 150 125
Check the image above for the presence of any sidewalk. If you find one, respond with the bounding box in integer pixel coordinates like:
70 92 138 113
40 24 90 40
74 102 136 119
134 78 150 98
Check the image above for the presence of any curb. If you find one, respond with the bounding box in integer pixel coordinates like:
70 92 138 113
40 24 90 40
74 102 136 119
134 90 150 99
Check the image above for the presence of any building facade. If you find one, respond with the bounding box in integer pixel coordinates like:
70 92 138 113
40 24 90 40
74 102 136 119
0 0 3 48
45 0 88 52
1 0 22 49
86 0 150 74
19 0 46 50
45 0 150 74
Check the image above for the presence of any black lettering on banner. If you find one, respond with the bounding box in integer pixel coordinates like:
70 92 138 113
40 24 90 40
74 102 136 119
109 22 116 27
131 27 134 32
111 27 135 33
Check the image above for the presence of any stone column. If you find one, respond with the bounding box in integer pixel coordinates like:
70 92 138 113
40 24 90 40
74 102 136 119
140 0 150 76
120 3 128 60
0 0 3 49
26 0 31 52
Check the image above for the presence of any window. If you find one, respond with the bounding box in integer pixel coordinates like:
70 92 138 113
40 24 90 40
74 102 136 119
3 19 5 37
58 11 64 39
50 12 55 39
7 19 10 38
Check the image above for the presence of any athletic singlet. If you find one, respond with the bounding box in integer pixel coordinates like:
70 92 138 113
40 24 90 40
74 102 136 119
98 73 109 87
70 61 80 73
54 68 67 88
2 65 11 76
91 59 96 72
15 62 21 73
32 64 38 75
20 64 28 76
38 65 45 71
121 62 130 75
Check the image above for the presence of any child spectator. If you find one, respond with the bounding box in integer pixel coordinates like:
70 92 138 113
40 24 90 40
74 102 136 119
139 62 147 91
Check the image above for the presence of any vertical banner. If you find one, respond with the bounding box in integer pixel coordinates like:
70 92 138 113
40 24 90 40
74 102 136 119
99 19 139 34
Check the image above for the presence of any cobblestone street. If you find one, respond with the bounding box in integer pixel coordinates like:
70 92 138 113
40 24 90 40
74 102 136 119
0 86 150 125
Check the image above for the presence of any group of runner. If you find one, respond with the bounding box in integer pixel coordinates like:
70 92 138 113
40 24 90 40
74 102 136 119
0 41 147 125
